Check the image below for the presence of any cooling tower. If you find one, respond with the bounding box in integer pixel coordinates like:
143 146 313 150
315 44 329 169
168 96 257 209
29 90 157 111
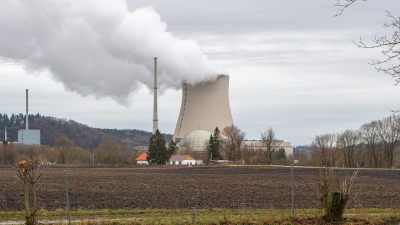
173 75 234 142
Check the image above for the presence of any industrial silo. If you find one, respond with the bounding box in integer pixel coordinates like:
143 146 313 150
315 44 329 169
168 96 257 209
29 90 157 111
172 75 234 143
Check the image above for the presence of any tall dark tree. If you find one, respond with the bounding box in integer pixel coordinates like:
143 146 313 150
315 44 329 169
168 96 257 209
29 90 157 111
206 127 223 162
276 148 287 160
147 129 171 165
9 114 15 126
3 114 9 127
168 140 178 156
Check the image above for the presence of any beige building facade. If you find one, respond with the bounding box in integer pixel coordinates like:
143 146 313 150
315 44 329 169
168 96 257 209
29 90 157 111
243 140 293 156
173 75 234 142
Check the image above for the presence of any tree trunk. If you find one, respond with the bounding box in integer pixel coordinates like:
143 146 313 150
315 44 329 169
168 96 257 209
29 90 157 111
330 192 347 221
30 183 37 224
322 181 331 220
23 174 31 225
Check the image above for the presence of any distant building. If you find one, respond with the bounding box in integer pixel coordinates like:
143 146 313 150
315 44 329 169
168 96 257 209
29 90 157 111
18 89 41 145
18 130 40 145
243 140 293 156
195 159 204 165
169 155 196 165
134 146 149 153
136 152 149 165
178 130 212 152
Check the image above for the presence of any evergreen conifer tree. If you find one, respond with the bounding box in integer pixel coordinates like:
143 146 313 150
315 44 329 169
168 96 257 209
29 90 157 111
147 129 171 165
206 127 223 162
276 148 287 160
168 140 178 156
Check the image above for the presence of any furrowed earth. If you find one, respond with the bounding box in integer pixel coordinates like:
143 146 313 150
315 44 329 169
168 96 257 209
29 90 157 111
0 166 399 211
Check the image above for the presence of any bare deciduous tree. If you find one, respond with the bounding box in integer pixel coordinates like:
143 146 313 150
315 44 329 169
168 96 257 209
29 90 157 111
312 134 337 167
261 128 281 164
222 125 245 163
336 130 361 167
16 160 43 225
335 0 400 85
334 0 364 16
97 136 123 164
54 136 74 164
376 115 400 168
360 121 381 168
1 142 17 164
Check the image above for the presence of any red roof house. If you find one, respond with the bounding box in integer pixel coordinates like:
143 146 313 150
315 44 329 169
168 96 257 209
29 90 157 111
136 152 149 165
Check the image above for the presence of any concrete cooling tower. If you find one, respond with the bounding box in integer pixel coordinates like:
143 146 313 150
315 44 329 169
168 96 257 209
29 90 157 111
173 75 234 143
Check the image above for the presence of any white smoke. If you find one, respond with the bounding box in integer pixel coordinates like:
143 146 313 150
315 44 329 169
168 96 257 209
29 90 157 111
0 0 226 104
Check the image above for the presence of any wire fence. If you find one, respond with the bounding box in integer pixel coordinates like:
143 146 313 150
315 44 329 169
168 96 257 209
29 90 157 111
1 165 400 223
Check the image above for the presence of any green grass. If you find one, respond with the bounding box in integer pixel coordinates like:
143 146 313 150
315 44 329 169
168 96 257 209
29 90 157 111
0 208 399 224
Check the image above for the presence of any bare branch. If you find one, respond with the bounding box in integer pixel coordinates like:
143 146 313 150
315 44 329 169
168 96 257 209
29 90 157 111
334 0 359 17
351 11 400 85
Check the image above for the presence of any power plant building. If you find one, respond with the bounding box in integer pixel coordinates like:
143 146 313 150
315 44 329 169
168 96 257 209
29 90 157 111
178 129 212 151
173 75 234 144
170 74 294 154
18 89 41 145
18 130 41 145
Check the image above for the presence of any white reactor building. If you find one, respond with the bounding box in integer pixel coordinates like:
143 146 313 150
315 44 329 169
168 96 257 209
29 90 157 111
173 75 234 146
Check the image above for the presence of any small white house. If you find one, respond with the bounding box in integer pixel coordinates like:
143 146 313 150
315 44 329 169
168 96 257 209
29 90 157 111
169 155 196 165
136 152 149 165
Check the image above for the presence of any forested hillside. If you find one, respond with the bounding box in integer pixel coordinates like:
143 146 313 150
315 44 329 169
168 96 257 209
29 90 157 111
0 113 172 149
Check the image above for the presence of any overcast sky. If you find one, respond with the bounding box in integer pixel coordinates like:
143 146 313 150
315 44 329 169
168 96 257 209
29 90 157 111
0 0 399 146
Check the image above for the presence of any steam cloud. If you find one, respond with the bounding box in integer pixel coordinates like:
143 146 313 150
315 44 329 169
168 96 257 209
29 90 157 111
0 0 226 104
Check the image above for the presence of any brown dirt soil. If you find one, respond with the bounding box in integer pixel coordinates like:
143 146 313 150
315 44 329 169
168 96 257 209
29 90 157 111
0 166 399 211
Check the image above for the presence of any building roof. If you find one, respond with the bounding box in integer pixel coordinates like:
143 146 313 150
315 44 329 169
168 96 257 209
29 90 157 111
136 152 148 161
170 155 195 161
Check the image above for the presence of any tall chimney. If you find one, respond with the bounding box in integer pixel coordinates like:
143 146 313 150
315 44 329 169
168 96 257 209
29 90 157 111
153 57 158 133
4 126 7 142
26 89 29 130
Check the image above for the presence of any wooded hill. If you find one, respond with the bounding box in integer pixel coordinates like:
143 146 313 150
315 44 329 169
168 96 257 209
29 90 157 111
0 113 172 149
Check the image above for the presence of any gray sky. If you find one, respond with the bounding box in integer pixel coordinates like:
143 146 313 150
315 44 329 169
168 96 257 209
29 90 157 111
0 0 399 146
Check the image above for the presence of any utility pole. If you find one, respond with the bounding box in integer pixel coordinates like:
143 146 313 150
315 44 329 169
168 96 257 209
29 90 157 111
93 149 95 167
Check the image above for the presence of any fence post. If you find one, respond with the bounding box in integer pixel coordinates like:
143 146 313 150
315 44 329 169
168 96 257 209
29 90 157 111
64 170 71 225
93 148 95 168
190 179 196 223
291 164 294 219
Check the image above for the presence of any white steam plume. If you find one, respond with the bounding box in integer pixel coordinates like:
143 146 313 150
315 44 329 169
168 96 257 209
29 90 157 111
0 0 226 104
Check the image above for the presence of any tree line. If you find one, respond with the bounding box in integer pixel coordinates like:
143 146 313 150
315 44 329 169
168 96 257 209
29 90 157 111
183 116 399 169
145 126 289 165
0 113 163 149
0 134 143 165
0 113 170 165
202 126 289 165
308 115 400 168
0 113 42 128
2 113 398 168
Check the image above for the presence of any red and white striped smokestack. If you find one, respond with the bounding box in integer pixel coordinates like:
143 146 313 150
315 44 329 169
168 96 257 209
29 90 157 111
153 57 158 133
26 89 29 130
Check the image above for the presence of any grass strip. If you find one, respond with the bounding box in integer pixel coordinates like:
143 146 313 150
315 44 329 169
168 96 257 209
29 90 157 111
0 208 399 224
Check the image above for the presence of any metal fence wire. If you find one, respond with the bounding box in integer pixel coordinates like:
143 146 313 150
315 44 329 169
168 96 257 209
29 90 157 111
1 166 400 222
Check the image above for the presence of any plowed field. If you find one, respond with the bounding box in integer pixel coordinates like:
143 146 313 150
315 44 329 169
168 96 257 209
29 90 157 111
0 166 399 211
